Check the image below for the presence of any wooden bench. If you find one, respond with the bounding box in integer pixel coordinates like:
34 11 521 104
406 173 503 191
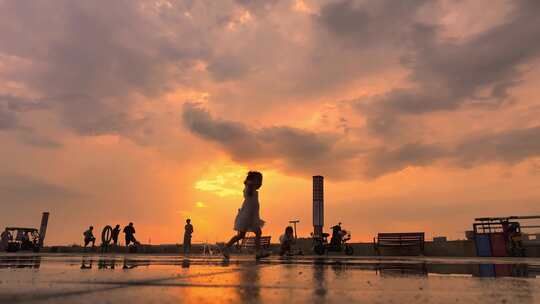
240 236 271 252
373 232 425 255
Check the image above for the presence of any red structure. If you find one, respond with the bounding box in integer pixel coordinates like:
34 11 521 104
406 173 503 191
473 215 540 257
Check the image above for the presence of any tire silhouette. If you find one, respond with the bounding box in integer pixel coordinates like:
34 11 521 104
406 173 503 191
101 225 113 246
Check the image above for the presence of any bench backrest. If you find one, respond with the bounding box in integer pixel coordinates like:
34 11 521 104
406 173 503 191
377 232 424 246
241 236 271 248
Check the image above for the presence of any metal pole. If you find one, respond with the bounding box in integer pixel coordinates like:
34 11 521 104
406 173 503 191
513 216 540 220
38 212 49 248
475 215 540 221
289 220 300 239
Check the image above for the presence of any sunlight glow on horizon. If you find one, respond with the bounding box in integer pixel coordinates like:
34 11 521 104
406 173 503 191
194 164 248 197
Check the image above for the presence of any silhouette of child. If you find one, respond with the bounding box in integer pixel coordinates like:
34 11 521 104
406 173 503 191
279 226 295 256
222 171 268 259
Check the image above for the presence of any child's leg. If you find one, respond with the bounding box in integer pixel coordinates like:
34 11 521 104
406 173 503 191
254 228 262 252
225 231 246 248
254 228 269 259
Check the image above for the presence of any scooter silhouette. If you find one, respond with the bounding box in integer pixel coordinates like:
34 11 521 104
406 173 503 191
313 223 354 255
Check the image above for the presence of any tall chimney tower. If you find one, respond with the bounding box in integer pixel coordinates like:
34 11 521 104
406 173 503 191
313 176 324 236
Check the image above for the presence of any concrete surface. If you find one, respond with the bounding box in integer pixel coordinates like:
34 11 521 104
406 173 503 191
1 253 540 303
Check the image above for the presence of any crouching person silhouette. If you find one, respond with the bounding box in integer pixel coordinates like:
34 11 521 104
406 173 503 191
83 226 96 248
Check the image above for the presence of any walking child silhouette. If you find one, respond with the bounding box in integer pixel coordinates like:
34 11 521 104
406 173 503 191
222 171 269 260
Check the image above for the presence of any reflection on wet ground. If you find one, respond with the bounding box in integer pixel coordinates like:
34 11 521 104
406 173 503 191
1 254 540 303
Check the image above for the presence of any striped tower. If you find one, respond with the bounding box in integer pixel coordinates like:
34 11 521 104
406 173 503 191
313 176 324 237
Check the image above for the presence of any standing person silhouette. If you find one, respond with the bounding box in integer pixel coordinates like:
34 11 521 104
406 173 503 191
111 225 121 245
183 219 194 254
123 223 138 247
222 171 269 260
0 228 12 250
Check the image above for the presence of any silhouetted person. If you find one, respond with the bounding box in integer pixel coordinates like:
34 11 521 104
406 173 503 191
0 228 12 250
222 171 269 260
83 226 96 247
123 222 138 247
21 232 33 250
279 226 295 256
183 219 194 254
112 225 121 245
330 223 342 248
508 223 524 257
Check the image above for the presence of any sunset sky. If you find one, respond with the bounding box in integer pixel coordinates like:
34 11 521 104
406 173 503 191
1 0 540 245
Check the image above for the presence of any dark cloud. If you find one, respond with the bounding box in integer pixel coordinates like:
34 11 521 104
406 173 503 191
207 55 253 82
364 143 446 178
234 0 280 16
182 102 260 159
396 1 540 112
0 95 63 147
455 126 540 167
1 0 539 182
0 96 19 129
0 94 51 131
1 94 49 112
17 131 63 149
0 0 210 136
184 102 540 178
316 0 540 136
364 126 540 178
0 173 83 205
0 106 17 130
318 0 428 46
182 102 353 176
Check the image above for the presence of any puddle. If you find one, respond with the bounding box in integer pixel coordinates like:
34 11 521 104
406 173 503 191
1 254 539 303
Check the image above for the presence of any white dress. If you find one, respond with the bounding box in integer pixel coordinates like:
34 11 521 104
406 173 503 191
233 188 265 232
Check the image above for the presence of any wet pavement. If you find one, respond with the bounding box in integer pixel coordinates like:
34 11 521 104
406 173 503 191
1 254 540 303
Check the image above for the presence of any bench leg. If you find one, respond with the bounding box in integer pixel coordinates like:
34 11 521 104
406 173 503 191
373 238 380 256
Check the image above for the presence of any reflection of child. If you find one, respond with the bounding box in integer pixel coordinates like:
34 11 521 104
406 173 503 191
222 171 268 259
279 226 295 256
